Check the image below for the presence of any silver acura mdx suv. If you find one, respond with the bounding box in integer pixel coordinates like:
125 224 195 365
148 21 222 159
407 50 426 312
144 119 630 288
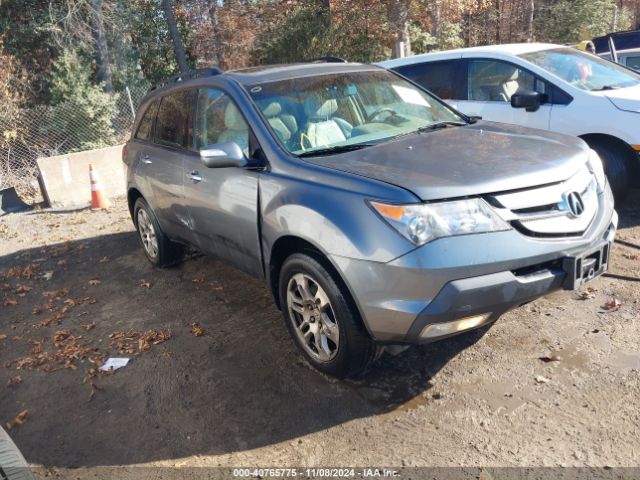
124 61 617 378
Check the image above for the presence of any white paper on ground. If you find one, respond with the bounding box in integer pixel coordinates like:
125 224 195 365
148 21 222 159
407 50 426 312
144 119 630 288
99 357 130 372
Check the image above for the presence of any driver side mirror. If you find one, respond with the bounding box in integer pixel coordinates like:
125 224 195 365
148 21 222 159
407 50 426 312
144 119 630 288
510 91 548 112
200 142 248 168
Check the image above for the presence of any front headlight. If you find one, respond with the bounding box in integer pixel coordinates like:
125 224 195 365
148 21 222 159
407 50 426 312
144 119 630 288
587 149 606 193
369 198 511 246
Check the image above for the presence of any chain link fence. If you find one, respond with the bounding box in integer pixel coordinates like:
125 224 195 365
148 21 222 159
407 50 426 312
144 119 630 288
0 84 149 203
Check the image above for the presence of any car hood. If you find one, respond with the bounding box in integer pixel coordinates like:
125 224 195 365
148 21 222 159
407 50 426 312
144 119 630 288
603 84 640 113
306 122 589 201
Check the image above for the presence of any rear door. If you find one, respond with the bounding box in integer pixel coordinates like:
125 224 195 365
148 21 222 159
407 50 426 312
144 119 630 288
145 89 197 240
456 58 552 130
128 98 159 200
182 87 262 277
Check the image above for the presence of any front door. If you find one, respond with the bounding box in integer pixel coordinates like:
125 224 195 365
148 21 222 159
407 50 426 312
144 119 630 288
182 87 262 277
456 59 552 131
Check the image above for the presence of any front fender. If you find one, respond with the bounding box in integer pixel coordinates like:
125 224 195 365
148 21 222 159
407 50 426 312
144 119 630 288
259 172 415 266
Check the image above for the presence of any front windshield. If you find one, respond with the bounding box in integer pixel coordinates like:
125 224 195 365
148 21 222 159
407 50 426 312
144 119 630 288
246 70 465 155
520 48 640 91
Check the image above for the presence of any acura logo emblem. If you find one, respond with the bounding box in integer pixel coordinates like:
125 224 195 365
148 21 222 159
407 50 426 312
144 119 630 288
565 191 585 217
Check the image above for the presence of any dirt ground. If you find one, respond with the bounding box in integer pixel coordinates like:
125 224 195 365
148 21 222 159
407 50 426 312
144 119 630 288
1 193 639 478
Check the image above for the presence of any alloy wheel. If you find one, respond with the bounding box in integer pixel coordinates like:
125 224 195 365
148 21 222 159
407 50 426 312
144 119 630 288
286 273 340 362
137 208 158 259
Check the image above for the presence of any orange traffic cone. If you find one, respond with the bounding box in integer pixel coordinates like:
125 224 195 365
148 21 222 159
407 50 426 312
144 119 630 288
89 164 111 210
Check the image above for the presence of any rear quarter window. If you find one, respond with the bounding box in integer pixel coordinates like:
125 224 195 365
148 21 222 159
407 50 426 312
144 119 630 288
134 100 159 141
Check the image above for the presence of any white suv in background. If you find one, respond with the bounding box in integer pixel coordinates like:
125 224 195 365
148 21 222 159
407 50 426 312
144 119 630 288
379 43 640 198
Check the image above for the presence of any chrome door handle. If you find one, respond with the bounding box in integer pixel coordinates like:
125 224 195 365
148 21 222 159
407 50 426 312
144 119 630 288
141 155 152 165
188 171 202 182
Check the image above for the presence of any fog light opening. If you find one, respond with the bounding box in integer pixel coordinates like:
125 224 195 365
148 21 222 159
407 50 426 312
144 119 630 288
420 313 492 339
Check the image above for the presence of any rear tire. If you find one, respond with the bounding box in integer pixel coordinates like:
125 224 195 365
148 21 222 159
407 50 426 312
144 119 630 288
133 197 184 267
279 253 379 378
588 140 630 201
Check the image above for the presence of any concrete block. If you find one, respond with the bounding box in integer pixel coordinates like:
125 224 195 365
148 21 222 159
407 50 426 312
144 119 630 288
37 145 126 208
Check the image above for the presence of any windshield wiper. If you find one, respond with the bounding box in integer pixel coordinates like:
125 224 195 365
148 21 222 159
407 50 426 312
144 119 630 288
592 85 620 91
296 143 376 158
392 120 467 140
416 121 468 132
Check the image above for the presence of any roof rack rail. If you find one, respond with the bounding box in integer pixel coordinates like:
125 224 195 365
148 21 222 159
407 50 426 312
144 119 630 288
150 67 223 91
310 56 348 63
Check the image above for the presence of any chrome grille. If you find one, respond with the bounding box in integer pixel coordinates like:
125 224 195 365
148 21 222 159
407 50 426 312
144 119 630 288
487 166 598 237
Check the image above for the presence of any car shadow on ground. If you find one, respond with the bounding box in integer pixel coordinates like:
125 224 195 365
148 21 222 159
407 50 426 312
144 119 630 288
617 189 640 230
0 230 488 468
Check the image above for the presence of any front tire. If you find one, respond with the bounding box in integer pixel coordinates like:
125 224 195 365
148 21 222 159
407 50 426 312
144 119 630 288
279 253 378 378
133 197 184 267
588 140 630 201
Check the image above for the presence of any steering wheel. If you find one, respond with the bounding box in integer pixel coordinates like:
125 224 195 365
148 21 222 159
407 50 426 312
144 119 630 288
367 107 397 122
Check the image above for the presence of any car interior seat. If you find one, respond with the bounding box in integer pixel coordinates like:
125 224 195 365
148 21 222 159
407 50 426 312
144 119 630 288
302 96 353 149
499 67 521 101
470 63 521 102
260 101 298 148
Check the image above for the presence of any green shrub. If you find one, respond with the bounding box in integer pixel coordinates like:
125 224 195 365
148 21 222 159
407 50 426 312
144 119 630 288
43 50 118 152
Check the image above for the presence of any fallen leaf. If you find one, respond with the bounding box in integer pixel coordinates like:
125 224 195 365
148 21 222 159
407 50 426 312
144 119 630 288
21 265 35 279
538 355 561 363
14 284 32 295
139 280 151 289
6 409 28 430
88 381 102 401
0 334 7 340
64 298 77 307
57 259 67 267
190 323 205 337
109 328 171 354
535 375 551 384
192 276 205 284
623 253 638 260
43 288 69 299
138 338 150 352
98 256 110 264
42 271 54 281
80 322 96 331
53 330 71 342
3 298 17 306
88 279 101 286
32 301 56 315
602 298 622 311
7 375 22 386
577 291 595 300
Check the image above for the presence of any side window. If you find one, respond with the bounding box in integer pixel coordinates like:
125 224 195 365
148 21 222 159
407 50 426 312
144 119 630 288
195 88 249 154
468 60 544 102
155 89 196 149
134 99 159 141
395 61 457 99
626 56 640 71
